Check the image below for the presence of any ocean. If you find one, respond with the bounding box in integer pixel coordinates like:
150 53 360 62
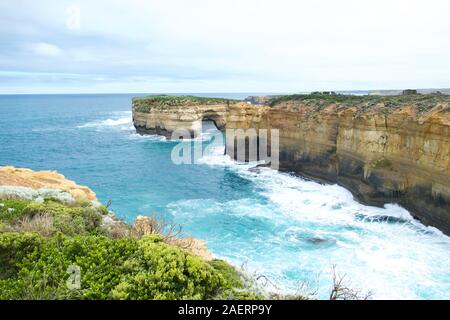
0 93 449 299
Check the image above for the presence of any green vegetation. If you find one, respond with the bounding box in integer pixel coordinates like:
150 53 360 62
0 198 256 300
0 196 372 300
132 95 240 113
132 93 449 115
267 92 450 114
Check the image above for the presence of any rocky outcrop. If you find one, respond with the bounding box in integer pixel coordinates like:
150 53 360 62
132 95 239 138
132 94 450 235
0 166 97 203
0 166 215 261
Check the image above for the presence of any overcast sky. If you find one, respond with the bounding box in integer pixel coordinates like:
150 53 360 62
0 0 449 94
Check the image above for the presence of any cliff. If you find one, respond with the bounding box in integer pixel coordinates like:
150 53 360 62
132 95 240 138
0 166 252 300
0 166 97 203
132 94 450 235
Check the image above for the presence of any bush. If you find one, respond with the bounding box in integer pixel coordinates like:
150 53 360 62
0 232 43 280
0 199 31 222
111 236 222 300
0 233 252 300
0 199 105 237
267 92 449 113
0 197 254 300
132 95 237 113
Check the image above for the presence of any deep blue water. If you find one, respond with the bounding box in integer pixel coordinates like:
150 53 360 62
0 94 449 299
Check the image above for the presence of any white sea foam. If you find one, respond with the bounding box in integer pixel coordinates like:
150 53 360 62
77 111 134 130
78 117 131 128
77 111 450 299
128 133 167 142
169 131 450 299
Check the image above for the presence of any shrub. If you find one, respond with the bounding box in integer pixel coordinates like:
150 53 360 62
132 95 238 113
0 233 252 300
0 199 105 237
0 232 43 280
0 198 254 300
0 199 31 222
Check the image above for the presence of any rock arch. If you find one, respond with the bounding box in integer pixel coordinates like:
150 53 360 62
201 109 226 130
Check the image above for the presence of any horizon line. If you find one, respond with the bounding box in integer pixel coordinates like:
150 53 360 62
1 87 449 96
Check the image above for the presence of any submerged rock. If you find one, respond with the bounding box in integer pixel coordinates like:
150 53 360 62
355 213 410 224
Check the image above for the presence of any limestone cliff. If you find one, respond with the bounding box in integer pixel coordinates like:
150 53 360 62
0 166 215 261
0 166 97 203
132 95 239 138
132 94 450 235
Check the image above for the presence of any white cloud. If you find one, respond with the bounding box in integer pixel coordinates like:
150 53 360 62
1 0 449 93
31 42 63 57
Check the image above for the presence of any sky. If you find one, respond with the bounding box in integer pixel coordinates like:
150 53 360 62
0 0 449 94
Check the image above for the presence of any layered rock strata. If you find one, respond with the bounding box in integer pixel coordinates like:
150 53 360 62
132 94 450 235
0 166 97 203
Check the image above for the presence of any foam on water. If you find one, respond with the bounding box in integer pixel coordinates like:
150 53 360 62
73 113 450 299
77 111 134 130
2 98 448 300
165 126 450 299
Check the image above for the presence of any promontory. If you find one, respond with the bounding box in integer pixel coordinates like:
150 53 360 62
132 93 450 235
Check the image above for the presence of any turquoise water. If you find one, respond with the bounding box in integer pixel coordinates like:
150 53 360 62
0 94 449 299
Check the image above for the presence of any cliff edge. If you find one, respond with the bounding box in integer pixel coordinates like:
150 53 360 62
0 166 97 203
227 94 450 235
0 166 252 300
132 94 450 235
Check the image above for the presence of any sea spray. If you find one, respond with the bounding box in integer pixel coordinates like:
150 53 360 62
1 95 449 300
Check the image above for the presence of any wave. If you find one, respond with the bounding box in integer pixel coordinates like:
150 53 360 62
77 117 131 128
128 133 167 142
167 135 450 299
74 111 450 299
77 111 134 131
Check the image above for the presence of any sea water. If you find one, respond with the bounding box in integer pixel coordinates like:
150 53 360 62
0 94 449 299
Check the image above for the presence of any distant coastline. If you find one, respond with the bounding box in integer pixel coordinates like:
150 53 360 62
1 88 449 96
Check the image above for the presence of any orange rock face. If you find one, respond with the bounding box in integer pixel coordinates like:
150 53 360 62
226 99 450 234
132 94 450 234
0 166 97 203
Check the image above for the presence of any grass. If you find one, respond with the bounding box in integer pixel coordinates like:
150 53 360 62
267 92 450 114
131 93 449 115
132 95 240 113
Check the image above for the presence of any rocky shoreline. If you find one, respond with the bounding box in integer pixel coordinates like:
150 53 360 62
0 166 214 261
0 166 254 299
132 94 450 235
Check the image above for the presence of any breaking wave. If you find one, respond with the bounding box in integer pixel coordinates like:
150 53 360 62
77 111 134 130
169 129 450 299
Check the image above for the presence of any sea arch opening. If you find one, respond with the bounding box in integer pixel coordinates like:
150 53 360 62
201 110 226 131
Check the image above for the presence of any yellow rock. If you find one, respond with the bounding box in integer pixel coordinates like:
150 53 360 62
0 166 97 203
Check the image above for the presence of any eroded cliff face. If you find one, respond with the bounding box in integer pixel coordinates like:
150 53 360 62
226 97 450 234
0 166 97 203
132 96 239 138
132 94 450 234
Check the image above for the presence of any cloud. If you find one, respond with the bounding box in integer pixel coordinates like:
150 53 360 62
0 0 449 93
31 42 63 57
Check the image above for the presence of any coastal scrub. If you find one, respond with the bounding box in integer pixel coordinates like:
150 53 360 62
0 197 257 300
